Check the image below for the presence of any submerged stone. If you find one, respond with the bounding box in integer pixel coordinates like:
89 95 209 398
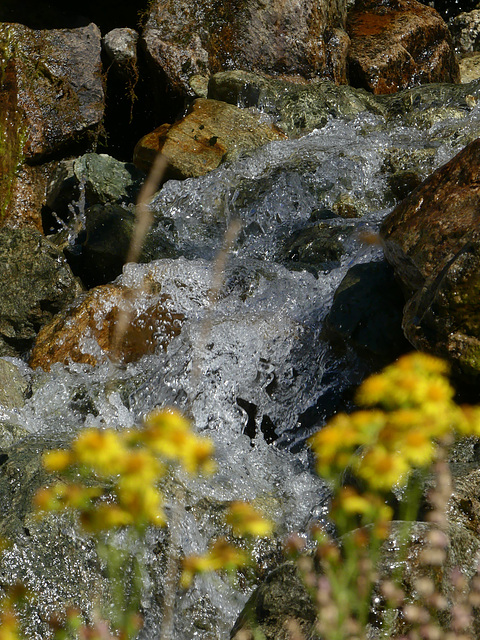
29 281 185 370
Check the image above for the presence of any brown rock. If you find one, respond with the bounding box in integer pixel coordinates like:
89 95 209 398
141 0 349 97
29 283 185 371
380 138 480 377
347 0 459 94
133 98 286 178
0 23 104 162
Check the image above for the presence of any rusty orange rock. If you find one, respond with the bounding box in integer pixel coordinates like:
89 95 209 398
29 283 184 370
347 0 459 94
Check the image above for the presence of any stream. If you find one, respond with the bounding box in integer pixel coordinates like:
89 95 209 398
3 83 480 639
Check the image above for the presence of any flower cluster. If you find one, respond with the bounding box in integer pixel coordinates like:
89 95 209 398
36 408 215 531
309 353 480 491
181 501 273 587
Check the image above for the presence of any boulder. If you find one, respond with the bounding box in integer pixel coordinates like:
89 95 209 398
29 282 185 370
347 0 459 94
0 23 104 161
324 260 410 365
133 98 286 177
380 138 480 377
102 28 138 78
0 228 83 358
208 70 385 136
449 9 480 54
140 0 349 98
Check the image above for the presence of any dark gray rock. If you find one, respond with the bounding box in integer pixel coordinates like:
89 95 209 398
231 562 318 640
324 261 410 364
0 228 83 358
281 222 355 275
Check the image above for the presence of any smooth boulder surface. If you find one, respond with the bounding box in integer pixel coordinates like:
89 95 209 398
141 0 350 97
380 138 480 377
133 98 286 177
347 0 459 94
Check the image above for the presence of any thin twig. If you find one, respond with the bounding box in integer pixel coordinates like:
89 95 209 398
111 153 168 362
191 218 242 383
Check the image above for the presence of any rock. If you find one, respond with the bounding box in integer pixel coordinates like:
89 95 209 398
44 153 145 229
208 70 385 136
68 203 137 288
281 222 355 275
231 562 318 640
133 98 286 178
347 0 459 94
102 28 138 78
449 9 480 54
0 228 83 359
232 520 480 639
459 53 480 83
0 22 104 161
141 0 350 98
73 153 145 206
29 281 185 370
324 260 410 365
380 138 480 378
0 359 30 410
0 164 50 231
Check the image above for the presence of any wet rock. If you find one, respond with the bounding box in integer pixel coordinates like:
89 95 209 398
67 203 136 288
0 23 104 161
1 164 50 231
0 228 83 359
0 359 30 410
73 153 145 206
449 9 480 54
29 281 185 370
133 98 286 178
281 222 355 274
347 0 459 94
380 78 480 130
231 562 318 640
459 53 480 83
141 0 349 98
380 138 480 378
324 260 410 365
208 70 385 136
44 153 145 228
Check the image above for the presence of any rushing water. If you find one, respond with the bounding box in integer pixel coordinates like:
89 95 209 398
3 89 480 639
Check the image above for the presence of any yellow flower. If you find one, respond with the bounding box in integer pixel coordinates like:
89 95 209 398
226 501 274 537
142 407 216 474
0 607 22 640
355 447 410 491
116 478 166 527
80 503 134 531
42 449 73 473
180 538 249 587
72 428 130 477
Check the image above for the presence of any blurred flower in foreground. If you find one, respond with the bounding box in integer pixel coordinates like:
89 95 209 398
309 352 480 492
226 501 274 537
35 407 215 530
181 538 250 588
